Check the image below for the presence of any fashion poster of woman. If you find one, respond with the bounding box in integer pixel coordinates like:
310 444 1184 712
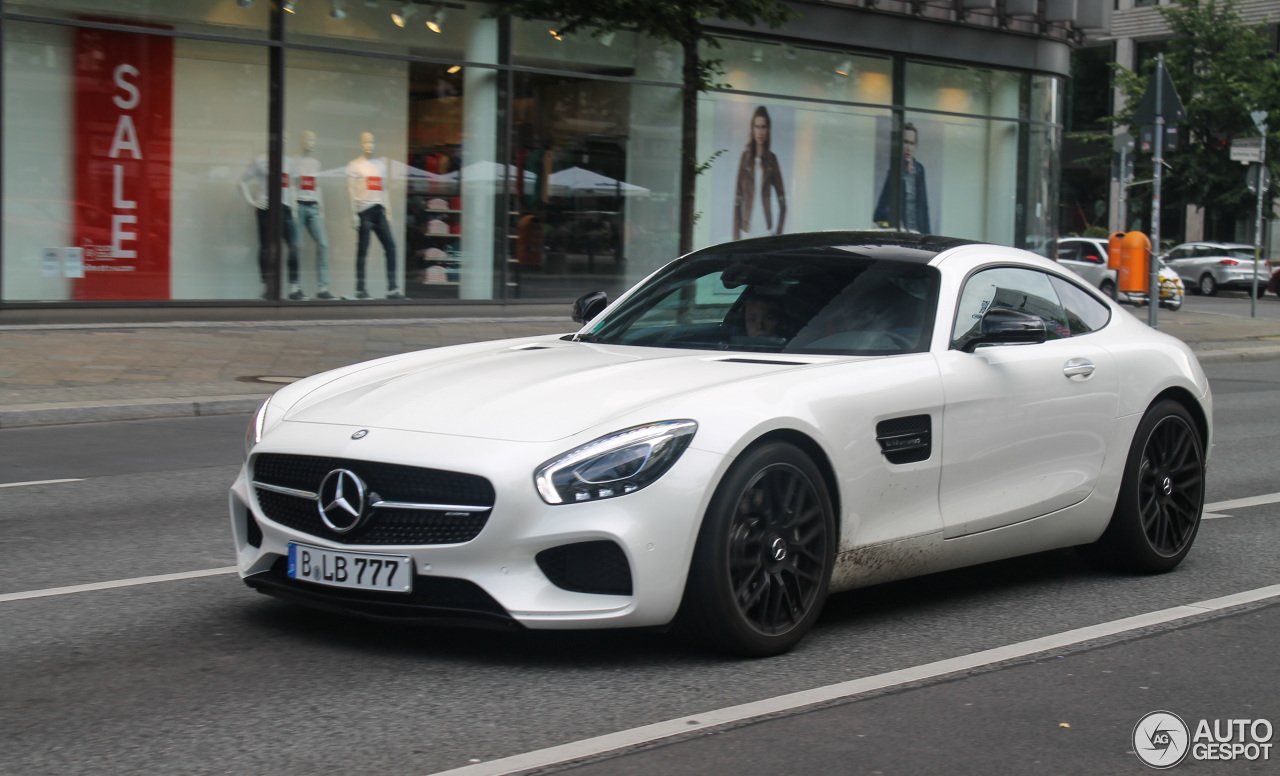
872 116 943 234
711 101 795 244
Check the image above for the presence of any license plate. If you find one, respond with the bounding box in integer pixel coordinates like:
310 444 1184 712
288 543 412 593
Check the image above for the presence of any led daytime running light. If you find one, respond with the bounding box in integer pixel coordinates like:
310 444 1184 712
535 420 697 505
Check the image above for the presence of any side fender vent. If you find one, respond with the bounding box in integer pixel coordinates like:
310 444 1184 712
876 415 932 464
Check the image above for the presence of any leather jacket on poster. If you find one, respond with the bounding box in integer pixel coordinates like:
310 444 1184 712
734 148 787 240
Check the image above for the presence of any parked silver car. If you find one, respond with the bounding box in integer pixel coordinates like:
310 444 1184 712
1163 242 1270 298
1053 237 1184 311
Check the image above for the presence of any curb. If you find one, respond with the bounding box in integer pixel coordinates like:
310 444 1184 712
0 395 269 429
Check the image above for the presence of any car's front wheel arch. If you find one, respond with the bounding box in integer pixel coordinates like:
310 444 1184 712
1150 386 1209 454
743 429 842 550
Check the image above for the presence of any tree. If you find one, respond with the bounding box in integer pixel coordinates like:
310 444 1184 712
1112 0 1280 233
490 0 799 254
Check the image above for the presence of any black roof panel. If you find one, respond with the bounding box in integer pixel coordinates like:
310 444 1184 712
700 231 981 264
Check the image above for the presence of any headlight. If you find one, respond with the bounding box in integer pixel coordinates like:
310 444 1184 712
245 398 271 455
534 420 697 505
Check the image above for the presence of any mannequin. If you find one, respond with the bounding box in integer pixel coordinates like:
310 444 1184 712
293 131 333 299
346 132 402 299
239 154 303 300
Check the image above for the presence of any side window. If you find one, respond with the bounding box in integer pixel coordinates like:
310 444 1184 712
1193 246 1217 259
1056 243 1078 261
1048 275 1111 335
952 267 1070 349
1079 244 1105 263
1168 248 1188 260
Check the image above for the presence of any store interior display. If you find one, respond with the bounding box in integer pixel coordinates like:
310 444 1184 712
239 153 301 300
294 130 333 300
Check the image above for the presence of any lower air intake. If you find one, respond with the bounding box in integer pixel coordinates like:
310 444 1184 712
536 541 633 596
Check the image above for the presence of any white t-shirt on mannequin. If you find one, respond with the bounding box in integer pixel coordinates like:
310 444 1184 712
346 157 388 212
239 155 294 210
294 155 322 205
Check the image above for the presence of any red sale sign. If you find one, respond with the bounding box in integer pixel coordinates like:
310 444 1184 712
73 27 173 299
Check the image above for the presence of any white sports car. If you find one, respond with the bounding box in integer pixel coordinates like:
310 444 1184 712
230 232 1211 656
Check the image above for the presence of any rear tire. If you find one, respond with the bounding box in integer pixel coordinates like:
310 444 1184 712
1081 400 1205 573
679 441 835 657
1199 273 1218 296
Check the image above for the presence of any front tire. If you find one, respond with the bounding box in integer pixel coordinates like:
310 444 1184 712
1199 273 1218 296
679 441 835 657
1082 400 1205 573
1100 279 1117 300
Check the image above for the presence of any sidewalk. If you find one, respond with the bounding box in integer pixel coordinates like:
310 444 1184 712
1 308 1278 429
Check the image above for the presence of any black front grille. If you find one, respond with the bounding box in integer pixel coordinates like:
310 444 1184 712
536 541 633 596
252 453 495 545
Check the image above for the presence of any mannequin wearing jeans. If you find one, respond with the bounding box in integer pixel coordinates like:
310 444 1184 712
239 154 301 299
294 131 333 300
346 132 402 300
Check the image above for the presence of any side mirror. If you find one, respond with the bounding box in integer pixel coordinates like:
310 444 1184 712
571 291 608 324
961 307 1047 352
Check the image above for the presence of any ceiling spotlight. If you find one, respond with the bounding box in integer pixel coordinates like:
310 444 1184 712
391 2 416 26
330 0 346 19
283 0 296 12
599 31 616 47
425 6 446 33
237 0 253 7
750 47 764 63
835 58 852 76
549 29 563 41
447 64 461 74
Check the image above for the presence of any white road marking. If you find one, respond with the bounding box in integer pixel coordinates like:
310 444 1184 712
428 583 1280 776
1203 491 1280 514
0 567 237 603
0 478 84 489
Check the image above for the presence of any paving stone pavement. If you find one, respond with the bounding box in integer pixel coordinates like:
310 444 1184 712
0 308 1278 428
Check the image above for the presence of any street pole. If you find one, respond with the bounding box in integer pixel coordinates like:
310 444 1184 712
1118 147 1128 230
1251 116 1268 319
1149 54 1165 328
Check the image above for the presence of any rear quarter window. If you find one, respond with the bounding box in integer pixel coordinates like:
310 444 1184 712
1048 275 1111 334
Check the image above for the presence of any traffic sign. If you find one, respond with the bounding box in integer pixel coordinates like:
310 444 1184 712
1232 137 1263 164
1133 66 1186 126
1113 132 1135 154
1247 163 1270 194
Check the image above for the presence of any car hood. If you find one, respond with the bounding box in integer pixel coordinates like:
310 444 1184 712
282 338 825 442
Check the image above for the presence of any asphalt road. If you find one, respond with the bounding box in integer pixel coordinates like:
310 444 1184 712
1 361 1278 775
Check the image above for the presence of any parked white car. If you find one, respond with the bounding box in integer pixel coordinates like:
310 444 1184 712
232 232 1212 656
1054 237 1184 311
1163 242 1269 298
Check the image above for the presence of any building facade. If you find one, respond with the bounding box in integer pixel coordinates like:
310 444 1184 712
1 0 1091 312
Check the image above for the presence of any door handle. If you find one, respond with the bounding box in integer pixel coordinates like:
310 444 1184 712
1063 360 1096 380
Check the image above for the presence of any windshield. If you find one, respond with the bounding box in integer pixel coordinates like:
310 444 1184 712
580 250 940 356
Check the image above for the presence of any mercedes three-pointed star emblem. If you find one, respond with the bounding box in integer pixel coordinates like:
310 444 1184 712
317 468 367 533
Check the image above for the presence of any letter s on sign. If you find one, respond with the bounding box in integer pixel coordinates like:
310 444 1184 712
113 64 140 110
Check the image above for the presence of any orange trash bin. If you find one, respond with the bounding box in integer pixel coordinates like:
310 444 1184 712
1118 231 1152 296
1107 232 1125 270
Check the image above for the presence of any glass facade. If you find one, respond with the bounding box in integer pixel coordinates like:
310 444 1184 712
0 2 1064 306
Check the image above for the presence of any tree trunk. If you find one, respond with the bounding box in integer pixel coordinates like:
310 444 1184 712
679 37 698 255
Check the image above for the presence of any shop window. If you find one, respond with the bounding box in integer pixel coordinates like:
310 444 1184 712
286 0 497 63
905 61 1022 119
3 21 269 301
696 94 890 248
709 38 892 107
507 72 680 299
284 48 502 301
510 20 680 83
5 0 270 39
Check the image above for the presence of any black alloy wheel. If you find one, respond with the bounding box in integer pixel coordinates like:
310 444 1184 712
680 441 835 656
1136 414 1204 557
1081 400 1205 573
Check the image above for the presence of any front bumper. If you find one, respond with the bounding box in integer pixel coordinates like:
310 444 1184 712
230 421 724 630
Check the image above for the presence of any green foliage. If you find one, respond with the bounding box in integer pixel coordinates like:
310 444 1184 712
1082 225 1111 238
696 148 728 177
1112 0 1278 220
